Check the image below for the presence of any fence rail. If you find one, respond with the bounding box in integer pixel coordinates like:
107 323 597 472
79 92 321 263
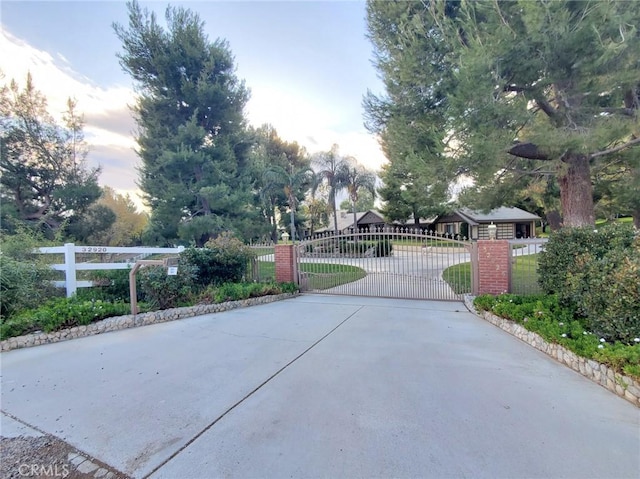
37 243 184 297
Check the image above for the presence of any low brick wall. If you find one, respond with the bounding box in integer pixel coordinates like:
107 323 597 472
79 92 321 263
0 293 299 353
464 295 640 407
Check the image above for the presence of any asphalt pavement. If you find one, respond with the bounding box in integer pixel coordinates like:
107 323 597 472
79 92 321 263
1 294 638 478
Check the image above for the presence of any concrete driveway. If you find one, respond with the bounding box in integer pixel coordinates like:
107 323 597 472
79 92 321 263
1 295 638 478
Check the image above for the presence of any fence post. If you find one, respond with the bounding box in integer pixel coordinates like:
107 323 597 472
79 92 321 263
274 244 298 284
64 242 77 297
477 240 511 295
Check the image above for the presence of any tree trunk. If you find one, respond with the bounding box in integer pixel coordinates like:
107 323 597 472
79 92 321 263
558 153 595 227
632 207 640 229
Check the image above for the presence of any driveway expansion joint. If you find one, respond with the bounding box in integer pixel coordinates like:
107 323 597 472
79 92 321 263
142 305 364 479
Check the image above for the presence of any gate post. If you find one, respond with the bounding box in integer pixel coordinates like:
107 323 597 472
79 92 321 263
275 244 298 284
477 240 510 295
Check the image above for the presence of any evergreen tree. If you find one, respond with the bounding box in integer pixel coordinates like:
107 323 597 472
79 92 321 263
253 125 310 242
366 0 640 227
0 74 102 237
114 1 257 245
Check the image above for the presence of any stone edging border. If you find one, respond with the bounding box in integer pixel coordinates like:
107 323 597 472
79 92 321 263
0 293 300 353
463 295 640 408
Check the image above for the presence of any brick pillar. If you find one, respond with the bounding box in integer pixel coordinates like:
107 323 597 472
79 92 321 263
477 240 510 295
275 244 298 284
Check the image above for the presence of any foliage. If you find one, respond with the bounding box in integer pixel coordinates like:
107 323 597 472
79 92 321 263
198 232 256 284
138 263 198 310
0 74 103 238
339 158 377 233
365 0 640 227
538 224 639 342
0 229 59 317
340 188 374 212
262 163 315 242
253 125 310 242
539 224 635 297
75 269 135 303
90 186 148 246
312 144 350 233
375 238 393 257
566 235 640 343
198 281 298 304
114 1 258 246
473 294 640 379
0 297 130 340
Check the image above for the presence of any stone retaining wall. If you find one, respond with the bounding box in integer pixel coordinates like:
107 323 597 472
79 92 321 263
0 293 299 353
464 295 640 407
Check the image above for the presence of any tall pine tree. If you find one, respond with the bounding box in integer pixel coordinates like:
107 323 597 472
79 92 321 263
366 0 640 227
114 1 257 245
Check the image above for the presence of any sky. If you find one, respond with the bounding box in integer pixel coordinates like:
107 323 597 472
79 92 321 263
0 0 387 210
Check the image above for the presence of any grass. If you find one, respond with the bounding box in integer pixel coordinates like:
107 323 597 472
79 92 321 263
441 263 473 294
256 261 366 289
442 254 541 294
249 246 275 257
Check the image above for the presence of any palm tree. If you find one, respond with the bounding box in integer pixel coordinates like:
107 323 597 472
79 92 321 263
312 144 349 234
263 162 315 241
339 160 377 236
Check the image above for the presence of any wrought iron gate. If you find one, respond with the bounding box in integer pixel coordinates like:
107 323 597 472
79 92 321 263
296 228 476 300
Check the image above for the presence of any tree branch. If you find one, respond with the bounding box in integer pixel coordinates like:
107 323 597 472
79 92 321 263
590 137 640 159
534 96 558 120
507 142 551 161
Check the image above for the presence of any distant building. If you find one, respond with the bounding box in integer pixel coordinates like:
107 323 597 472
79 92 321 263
315 210 386 234
432 207 541 240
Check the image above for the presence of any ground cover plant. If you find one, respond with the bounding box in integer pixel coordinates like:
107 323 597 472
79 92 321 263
473 295 640 380
0 232 299 341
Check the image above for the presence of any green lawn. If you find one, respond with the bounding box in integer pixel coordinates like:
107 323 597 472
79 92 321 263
392 239 466 247
256 261 366 289
443 254 541 295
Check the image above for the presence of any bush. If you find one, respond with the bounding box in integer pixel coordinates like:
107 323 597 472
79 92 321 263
181 232 256 286
538 224 639 343
75 269 135 302
0 230 60 317
538 223 635 298
571 236 640 343
197 281 299 304
0 297 130 340
375 238 393 257
138 263 198 310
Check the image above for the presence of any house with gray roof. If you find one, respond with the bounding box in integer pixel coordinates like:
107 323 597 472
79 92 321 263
432 207 541 240
315 210 386 234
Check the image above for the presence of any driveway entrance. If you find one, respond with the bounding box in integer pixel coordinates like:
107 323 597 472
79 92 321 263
297 229 476 300
1 295 637 479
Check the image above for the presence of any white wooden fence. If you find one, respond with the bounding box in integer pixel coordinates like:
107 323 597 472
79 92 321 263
37 243 184 297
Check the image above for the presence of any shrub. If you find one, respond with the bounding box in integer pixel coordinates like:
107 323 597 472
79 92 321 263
0 229 60 317
138 263 198 310
375 238 393 257
538 223 635 298
197 281 299 304
0 297 130 340
181 232 256 286
75 269 135 302
572 236 640 343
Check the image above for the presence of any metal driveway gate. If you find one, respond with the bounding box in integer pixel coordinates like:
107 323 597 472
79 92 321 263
296 228 476 300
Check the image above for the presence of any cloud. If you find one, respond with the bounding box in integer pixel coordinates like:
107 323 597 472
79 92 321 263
1 27 388 215
246 83 387 173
